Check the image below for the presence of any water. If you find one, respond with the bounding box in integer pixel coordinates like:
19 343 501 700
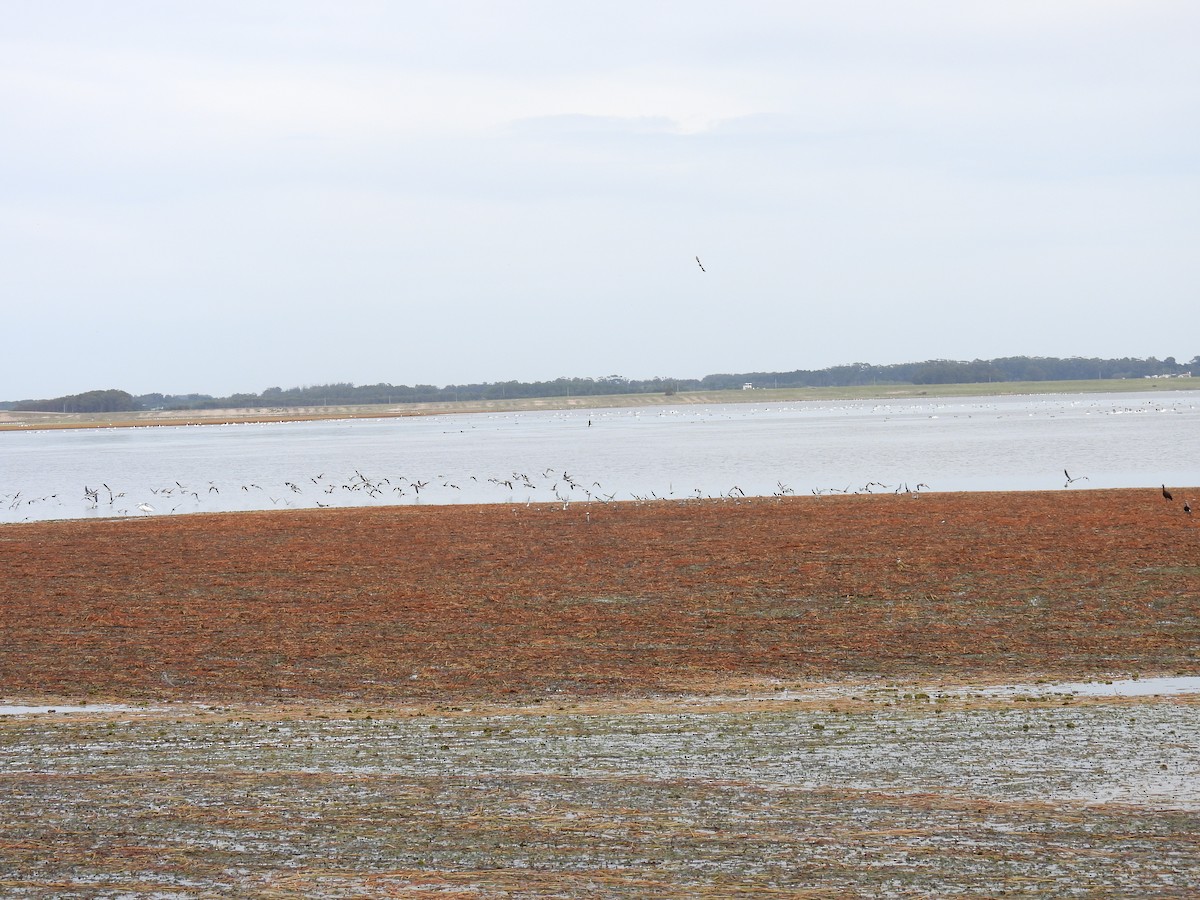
0 704 148 716
977 676 1200 698
2 391 1198 523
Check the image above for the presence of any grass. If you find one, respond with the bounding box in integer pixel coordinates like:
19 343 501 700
3 490 1199 702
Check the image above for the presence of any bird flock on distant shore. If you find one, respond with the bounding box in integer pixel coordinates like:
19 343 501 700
2 468 1196 523
1 469 943 522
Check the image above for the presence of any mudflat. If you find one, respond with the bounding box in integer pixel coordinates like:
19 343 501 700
2 489 1198 897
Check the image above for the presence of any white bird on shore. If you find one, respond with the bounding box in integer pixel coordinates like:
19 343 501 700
137 503 154 513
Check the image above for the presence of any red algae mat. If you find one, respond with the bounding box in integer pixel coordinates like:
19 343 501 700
2 488 1198 704
4 489 1200 898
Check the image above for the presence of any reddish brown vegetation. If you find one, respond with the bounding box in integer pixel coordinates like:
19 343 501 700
2 489 1197 704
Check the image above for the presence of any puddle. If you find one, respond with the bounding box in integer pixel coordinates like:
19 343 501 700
977 676 1200 698
0 704 145 716
705 675 1200 707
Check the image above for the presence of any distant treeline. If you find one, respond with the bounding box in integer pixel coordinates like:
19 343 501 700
4 355 1196 413
6 388 140 414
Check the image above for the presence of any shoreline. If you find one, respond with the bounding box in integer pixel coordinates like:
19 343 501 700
3 377 1198 432
7 671 1200 720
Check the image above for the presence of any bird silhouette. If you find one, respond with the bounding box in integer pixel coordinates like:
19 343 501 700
695 256 705 272
1163 484 1174 501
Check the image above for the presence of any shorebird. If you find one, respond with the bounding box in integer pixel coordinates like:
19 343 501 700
1185 499 1193 515
137 502 154 513
1163 484 1174 501
695 256 705 272
1064 469 1088 487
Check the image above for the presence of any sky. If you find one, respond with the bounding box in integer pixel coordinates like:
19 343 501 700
2 1 1198 399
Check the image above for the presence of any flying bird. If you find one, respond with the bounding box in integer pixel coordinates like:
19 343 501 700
695 256 705 272
1063 469 1088 487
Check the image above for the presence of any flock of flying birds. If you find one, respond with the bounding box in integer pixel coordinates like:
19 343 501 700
1 467 1192 522
0 469 946 521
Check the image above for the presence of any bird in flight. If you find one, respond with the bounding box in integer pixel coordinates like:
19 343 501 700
1063 469 1088 487
695 256 706 272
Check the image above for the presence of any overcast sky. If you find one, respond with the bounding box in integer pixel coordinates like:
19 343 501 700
2 2 1197 399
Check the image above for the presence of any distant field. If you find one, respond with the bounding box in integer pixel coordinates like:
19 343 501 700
2 376 1198 431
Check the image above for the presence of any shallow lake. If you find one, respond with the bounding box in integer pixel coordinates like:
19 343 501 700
2 391 1198 522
